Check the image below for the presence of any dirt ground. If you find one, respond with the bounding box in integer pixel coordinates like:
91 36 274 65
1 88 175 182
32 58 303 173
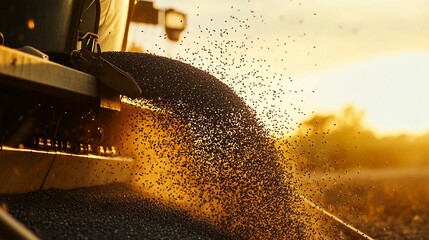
301 168 429 239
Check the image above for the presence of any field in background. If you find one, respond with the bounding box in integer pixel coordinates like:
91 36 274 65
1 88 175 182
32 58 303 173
300 168 429 239
275 105 429 238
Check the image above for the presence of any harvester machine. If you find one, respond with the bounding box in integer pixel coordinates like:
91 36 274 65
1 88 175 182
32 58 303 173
0 0 186 194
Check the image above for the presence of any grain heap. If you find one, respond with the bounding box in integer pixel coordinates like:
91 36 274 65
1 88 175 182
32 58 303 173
0 183 233 239
103 52 317 239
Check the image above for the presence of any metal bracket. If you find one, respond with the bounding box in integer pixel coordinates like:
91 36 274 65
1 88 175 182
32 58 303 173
78 32 100 52
71 34 142 100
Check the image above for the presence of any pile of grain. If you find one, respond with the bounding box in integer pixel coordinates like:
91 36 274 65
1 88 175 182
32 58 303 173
103 52 316 239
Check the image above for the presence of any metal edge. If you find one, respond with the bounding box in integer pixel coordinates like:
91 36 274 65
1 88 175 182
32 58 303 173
0 146 134 194
0 45 98 99
302 196 374 239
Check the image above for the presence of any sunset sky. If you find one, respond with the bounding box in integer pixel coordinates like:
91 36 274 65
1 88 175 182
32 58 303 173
129 0 429 135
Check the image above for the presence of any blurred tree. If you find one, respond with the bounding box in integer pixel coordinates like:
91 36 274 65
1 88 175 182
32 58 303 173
280 105 429 171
